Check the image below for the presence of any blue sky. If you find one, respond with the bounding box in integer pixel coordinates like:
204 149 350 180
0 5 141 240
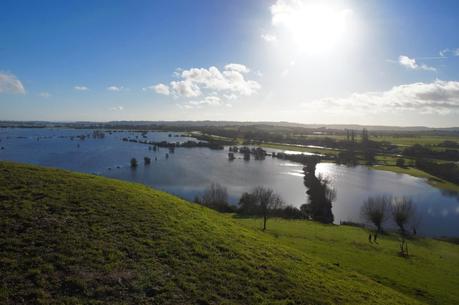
1 0 459 126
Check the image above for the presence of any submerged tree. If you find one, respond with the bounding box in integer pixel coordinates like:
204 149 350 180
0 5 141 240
360 195 391 233
130 158 138 168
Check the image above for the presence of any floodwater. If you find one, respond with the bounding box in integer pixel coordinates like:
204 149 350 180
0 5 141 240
1 128 458 237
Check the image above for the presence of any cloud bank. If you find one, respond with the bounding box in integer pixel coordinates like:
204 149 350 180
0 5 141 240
303 80 459 115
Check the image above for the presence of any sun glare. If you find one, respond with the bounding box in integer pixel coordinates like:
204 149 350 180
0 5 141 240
274 3 352 54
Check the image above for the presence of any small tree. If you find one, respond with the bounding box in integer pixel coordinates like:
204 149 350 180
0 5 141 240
253 186 285 230
144 157 151 165
360 195 390 233
200 183 230 212
130 158 138 168
391 197 415 234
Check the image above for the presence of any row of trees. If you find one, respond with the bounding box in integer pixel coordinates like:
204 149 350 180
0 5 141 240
195 183 288 230
196 183 422 236
360 195 420 235
337 128 377 165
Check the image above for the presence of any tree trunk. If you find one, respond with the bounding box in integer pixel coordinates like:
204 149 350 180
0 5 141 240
263 215 267 231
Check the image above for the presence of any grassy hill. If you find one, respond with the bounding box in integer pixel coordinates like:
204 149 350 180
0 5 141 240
234 218 459 305
0 162 457 304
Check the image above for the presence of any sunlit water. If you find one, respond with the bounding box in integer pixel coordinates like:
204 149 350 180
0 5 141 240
1 128 458 237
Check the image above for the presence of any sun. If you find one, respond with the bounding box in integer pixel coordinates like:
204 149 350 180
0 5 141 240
273 2 352 54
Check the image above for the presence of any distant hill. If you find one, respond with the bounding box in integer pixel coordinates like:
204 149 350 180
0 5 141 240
0 161 431 305
1 120 459 132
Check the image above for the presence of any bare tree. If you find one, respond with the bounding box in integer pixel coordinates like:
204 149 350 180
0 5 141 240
200 183 230 212
360 195 391 233
391 197 416 234
253 186 285 230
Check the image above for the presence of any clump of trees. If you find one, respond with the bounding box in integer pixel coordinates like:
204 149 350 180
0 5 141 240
194 183 234 213
302 157 335 224
144 157 151 165
360 195 419 235
415 159 459 185
130 158 138 168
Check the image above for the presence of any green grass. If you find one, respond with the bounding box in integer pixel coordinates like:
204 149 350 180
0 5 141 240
233 218 459 305
369 135 459 147
0 162 457 304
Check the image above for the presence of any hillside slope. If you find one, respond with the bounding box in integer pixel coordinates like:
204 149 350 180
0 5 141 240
0 161 425 305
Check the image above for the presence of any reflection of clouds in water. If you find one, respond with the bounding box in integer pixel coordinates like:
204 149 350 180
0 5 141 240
285 171 304 177
456 206 459 214
427 208 434 216
441 209 449 217
280 162 302 167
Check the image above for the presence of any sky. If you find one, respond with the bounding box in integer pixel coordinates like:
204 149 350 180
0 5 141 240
1 0 459 127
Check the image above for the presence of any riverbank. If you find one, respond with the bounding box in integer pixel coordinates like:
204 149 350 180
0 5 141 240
261 142 459 193
369 165 459 192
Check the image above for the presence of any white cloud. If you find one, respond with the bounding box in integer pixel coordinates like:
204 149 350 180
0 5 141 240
170 80 201 97
398 55 436 72
172 64 259 97
74 85 89 91
0 72 25 94
154 83 170 95
224 63 250 74
261 33 277 43
223 93 238 100
158 64 260 108
110 106 124 111
439 48 459 57
302 80 459 115
398 55 417 69
39 92 50 98
180 96 224 109
189 96 222 106
107 85 123 91
151 83 170 95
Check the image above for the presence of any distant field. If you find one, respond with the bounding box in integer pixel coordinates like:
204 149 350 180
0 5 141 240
369 135 459 146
